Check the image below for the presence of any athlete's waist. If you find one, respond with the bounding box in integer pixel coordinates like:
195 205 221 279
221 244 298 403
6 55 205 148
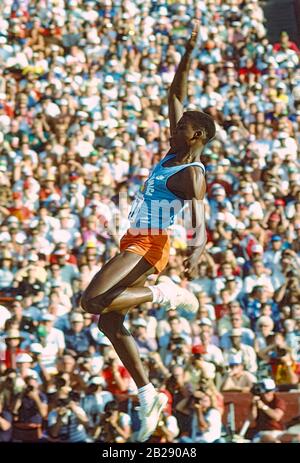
126 227 169 236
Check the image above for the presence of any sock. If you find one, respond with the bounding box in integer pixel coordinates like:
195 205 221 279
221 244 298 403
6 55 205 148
148 285 164 304
138 383 156 409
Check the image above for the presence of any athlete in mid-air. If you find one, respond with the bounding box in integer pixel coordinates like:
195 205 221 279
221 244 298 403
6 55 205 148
81 21 216 441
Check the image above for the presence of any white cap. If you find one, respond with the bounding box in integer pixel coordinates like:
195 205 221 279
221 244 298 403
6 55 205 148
257 316 274 329
131 317 147 328
16 353 33 363
199 317 212 327
41 312 55 322
228 353 242 365
105 75 114 83
261 378 276 391
88 376 105 386
70 313 84 323
242 186 253 194
252 244 264 254
136 137 146 146
230 328 242 337
236 222 246 230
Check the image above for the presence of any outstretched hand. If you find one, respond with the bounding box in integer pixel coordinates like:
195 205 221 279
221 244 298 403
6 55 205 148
186 20 200 52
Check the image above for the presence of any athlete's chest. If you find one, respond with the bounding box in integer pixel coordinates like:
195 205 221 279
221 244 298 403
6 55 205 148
142 168 184 198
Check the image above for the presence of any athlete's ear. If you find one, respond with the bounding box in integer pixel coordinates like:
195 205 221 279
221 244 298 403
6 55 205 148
191 129 206 141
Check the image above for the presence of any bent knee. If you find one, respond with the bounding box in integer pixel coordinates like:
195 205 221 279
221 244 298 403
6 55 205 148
80 293 106 315
98 311 125 336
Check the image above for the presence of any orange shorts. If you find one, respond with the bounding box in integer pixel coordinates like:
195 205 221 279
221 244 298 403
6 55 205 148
120 229 170 273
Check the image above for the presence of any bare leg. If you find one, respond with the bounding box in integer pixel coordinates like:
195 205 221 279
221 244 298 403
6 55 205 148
98 309 149 388
80 252 156 388
81 252 155 315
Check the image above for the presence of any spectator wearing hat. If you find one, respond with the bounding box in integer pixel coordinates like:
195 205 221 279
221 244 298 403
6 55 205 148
223 276 243 306
186 344 217 391
16 265 45 298
263 234 284 279
36 313 65 372
254 316 275 355
129 304 158 341
273 31 300 55
223 329 257 375
64 312 95 355
13 253 47 287
250 378 286 438
220 312 255 349
55 355 86 393
160 327 188 364
217 301 251 337
131 317 157 356
158 314 192 362
179 390 223 444
258 332 299 390
140 352 170 396
212 261 243 300
208 185 232 217
101 354 130 405
15 353 42 382
198 319 224 377
47 263 73 301
51 249 80 289
47 388 89 443
2 329 27 370
263 210 286 236
221 353 257 393
80 376 113 439
187 262 214 296
95 400 132 443
243 258 274 295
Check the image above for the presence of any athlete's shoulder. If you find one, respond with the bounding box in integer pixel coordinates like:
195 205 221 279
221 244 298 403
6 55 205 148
180 165 206 200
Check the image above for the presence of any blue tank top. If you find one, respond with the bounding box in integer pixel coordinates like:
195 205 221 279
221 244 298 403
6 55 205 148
128 154 205 230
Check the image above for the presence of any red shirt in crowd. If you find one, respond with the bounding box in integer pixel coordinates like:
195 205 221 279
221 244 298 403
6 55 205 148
102 365 130 395
256 395 286 431
273 42 300 54
4 348 27 369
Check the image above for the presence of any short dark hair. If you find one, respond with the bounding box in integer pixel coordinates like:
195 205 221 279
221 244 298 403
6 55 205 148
184 110 216 144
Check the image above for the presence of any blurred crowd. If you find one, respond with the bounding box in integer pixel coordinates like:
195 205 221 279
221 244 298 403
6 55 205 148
0 0 300 444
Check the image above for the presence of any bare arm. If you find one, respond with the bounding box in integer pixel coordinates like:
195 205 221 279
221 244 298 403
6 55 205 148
182 167 207 278
0 415 12 432
168 21 199 134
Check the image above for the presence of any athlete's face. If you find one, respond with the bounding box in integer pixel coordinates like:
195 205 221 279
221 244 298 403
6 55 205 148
170 116 202 151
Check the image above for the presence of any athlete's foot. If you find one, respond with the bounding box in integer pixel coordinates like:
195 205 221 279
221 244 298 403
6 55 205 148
156 277 199 313
137 392 168 442
155 281 178 309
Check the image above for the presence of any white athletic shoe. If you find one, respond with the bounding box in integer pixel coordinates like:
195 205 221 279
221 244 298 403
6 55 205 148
156 276 199 314
137 392 168 442
173 286 199 314
155 281 178 309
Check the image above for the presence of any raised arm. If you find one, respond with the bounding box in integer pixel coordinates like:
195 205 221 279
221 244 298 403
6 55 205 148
168 21 200 134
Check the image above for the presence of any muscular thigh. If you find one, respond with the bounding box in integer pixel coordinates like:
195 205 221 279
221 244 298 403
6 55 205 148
83 251 155 300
